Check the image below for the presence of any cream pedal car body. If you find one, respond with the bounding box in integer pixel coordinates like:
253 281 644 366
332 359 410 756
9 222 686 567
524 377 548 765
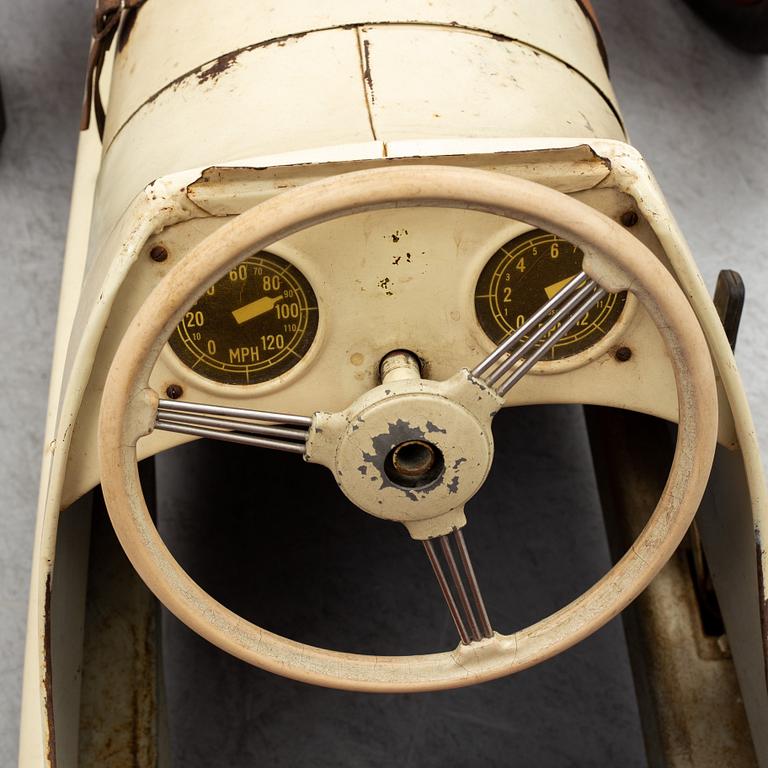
18 1 768 765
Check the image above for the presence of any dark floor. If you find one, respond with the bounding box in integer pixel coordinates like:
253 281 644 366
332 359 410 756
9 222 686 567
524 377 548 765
157 405 647 767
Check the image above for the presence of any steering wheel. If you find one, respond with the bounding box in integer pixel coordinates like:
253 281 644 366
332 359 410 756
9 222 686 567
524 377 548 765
98 165 717 692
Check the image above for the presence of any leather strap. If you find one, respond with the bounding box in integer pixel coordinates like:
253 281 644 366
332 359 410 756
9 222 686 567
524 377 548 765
81 0 147 136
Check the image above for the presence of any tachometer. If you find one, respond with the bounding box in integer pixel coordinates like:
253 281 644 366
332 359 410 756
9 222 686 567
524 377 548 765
474 229 626 361
168 251 319 385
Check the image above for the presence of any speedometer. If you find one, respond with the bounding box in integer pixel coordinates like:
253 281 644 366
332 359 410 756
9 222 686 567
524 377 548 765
168 251 319 385
474 229 626 361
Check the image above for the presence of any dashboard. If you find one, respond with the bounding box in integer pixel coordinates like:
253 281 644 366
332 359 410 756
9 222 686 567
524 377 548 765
166 227 629 389
146 187 655 412
60 185 693 507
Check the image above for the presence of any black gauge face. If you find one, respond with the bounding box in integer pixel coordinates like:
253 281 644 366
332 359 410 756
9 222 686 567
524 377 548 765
474 230 626 361
168 252 319 385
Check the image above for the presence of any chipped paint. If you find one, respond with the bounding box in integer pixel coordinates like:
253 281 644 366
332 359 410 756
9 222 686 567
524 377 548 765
43 573 57 768
361 38 375 103
355 27 378 142
360 419 444 500
196 50 240 85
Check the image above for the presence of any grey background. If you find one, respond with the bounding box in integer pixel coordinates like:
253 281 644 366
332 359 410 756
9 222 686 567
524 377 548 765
0 0 766 764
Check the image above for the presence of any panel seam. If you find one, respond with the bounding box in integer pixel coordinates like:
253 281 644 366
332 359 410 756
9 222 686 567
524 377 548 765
354 26 379 144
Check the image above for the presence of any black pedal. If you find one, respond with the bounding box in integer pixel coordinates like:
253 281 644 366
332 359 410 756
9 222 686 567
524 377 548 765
713 269 745 350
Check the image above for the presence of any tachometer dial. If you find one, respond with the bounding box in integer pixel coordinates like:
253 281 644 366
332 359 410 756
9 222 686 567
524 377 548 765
168 251 319 385
474 229 626 361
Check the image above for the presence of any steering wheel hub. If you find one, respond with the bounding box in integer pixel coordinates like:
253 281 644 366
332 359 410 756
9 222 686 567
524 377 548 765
306 372 501 538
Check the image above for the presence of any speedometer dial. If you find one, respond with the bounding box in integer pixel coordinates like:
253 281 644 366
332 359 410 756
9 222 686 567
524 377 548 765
168 251 319 385
474 229 626 361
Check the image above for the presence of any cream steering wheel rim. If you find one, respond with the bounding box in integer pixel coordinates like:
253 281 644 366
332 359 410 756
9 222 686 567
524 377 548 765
98 165 718 692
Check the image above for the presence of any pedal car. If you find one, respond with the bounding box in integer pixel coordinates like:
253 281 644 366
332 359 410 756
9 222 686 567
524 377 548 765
19 1 767 765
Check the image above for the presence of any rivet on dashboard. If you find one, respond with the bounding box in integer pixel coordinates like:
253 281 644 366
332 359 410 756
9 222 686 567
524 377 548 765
620 211 639 227
165 384 183 399
150 245 168 262
615 347 632 362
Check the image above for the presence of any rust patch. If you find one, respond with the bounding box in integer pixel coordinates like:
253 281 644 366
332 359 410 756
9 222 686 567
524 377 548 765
567 143 611 175
77 495 161 766
139 30 310 110
43 573 57 767
756 533 768 694
362 38 375 103
196 50 240 85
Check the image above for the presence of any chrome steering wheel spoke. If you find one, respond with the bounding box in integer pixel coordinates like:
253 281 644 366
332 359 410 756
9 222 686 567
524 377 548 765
154 398 311 455
423 527 493 645
472 272 607 396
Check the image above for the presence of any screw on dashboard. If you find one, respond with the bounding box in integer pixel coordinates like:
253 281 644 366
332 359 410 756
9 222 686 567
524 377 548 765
620 211 639 227
165 384 183 399
150 245 168 262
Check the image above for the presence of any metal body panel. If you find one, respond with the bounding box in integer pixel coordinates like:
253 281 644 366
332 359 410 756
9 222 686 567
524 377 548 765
104 0 619 145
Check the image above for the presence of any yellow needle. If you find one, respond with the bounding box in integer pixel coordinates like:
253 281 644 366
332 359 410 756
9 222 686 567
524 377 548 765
232 295 283 324
544 274 580 300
